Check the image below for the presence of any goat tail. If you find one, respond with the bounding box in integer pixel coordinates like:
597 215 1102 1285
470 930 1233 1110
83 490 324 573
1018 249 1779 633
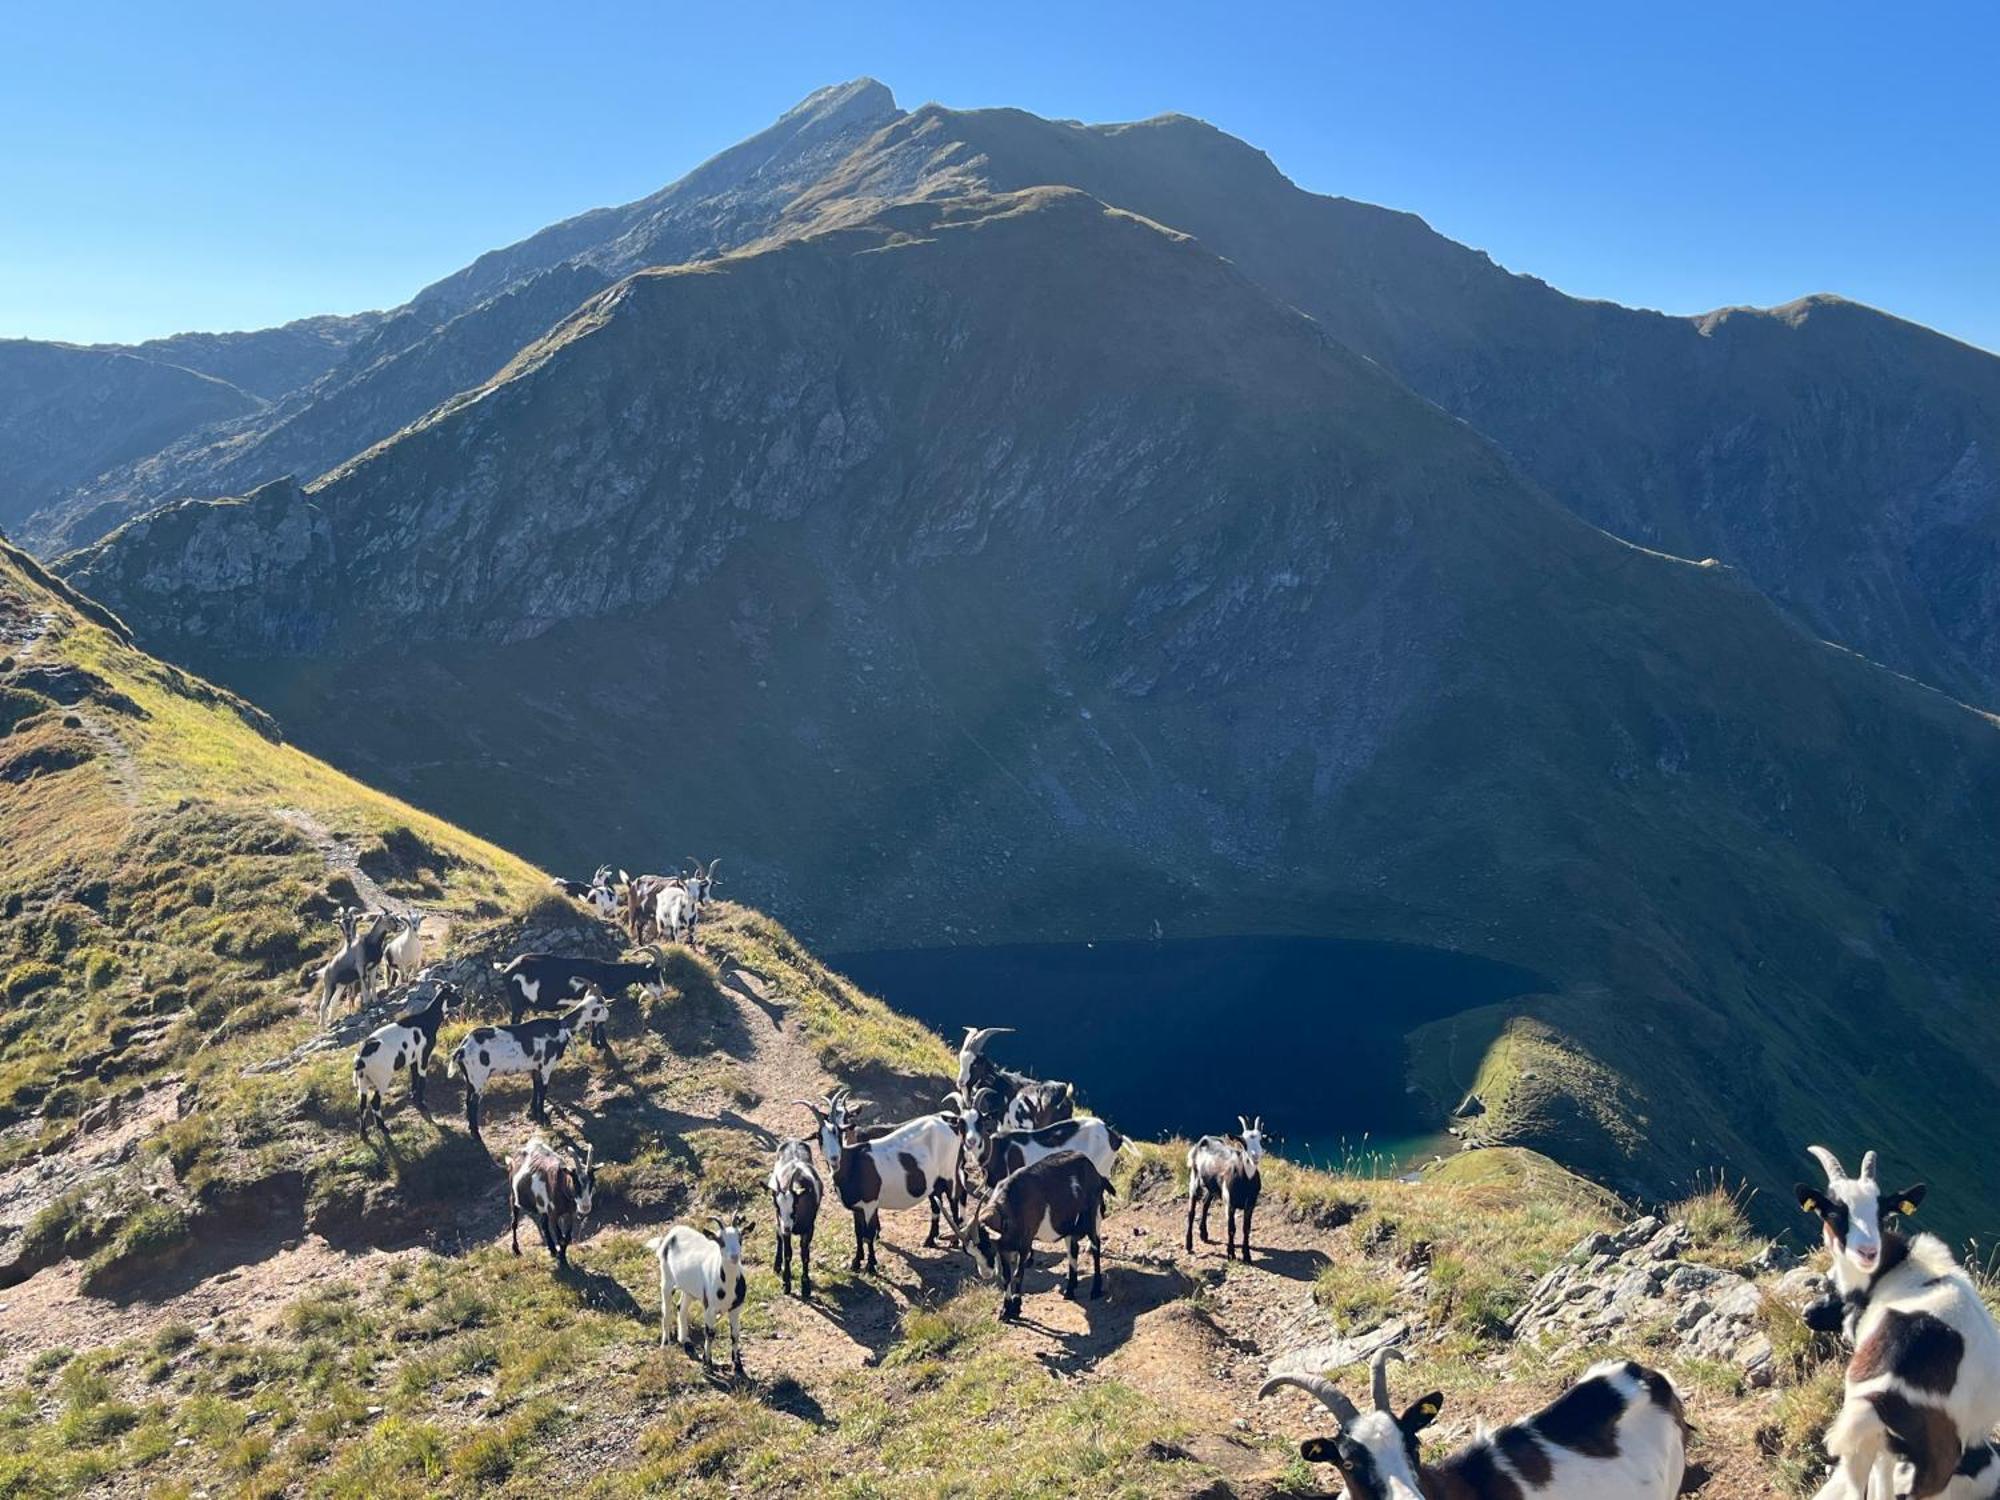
446 1044 465 1079
642 1233 667 1257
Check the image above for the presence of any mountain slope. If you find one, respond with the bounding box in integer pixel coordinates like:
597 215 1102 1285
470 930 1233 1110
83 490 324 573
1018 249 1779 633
799 103 2000 706
114 311 384 401
62 188 2000 1236
22 81 903 553
0 341 260 531
28 86 1999 714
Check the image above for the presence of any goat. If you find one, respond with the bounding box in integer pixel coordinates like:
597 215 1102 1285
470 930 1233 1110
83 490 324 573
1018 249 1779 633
352 979 456 1132
492 945 667 1032
956 1025 1074 1124
1939 1444 2000 1499
316 908 393 1027
653 879 698 947
799 1093 963 1274
644 1217 751 1373
683 856 721 910
585 869 624 921
1186 1116 1264 1262
624 873 674 943
508 1137 596 1268
971 1114 1125 1193
969 1149 1114 1321
1261 1347 1688 1500
1003 1079 1077 1132
1795 1145 2000 1499
380 913 426 987
446 990 608 1138
768 1138 823 1298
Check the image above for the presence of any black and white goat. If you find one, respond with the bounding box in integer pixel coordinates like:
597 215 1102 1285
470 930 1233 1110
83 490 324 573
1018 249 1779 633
351 978 456 1132
652 879 698 947
799 1092 963 1273
492 944 667 1032
380 913 426 988
1186 1116 1264 1262
969 1114 1126 1193
316 908 394 1028
969 1149 1114 1321
447 990 609 1138
683 856 721 910
1794 1145 2000 1499
1260 1347 1688 1500
1004 1079 1077 1131
768 1137 823 1299
508 1136 596 1268
556 864 624 921
956 1026 1075 1130
644 1217 751 1374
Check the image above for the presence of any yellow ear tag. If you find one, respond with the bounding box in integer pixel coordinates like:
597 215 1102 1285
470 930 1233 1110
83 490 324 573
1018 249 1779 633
1422 1403 1439 1415
1901 1201 1917 1215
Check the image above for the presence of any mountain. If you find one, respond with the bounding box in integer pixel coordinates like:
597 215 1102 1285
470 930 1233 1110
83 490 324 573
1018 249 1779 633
23 85 2000 716
790 103 2000 708
112 311 384 400
18 81 902 554
63 186 2000 1236
0 340 259 531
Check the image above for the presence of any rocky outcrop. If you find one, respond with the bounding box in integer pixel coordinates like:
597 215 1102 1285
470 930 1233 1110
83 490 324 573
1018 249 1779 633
1512 1216 1822 1389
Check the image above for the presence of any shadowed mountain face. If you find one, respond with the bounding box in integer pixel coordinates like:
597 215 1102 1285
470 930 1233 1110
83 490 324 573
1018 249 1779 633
796 104 2000 709
62 188 2000 1230
0 341 259 531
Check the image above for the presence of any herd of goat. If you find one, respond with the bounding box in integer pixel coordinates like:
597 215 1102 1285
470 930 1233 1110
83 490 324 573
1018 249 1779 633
318 863 2000 1499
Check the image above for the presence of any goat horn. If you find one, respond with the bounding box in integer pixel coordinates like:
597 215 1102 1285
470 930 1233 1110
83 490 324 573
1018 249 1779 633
962 1027 1012 1054
1257 1373 1359 1428
1859 1150 1879 1185
1371 1347 1405 1412
794 1099 827 1123
1807 1145 1849 1184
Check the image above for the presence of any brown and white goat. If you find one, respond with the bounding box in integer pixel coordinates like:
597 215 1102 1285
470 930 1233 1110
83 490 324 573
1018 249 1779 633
1261 1347 1687 1500
799 1092 962 1273
969 1149 1113 1320
1795 1145 2000 1499
508 1136 597 1268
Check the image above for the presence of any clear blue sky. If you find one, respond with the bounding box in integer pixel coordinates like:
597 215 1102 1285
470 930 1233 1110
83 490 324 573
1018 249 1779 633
4 1 1996 351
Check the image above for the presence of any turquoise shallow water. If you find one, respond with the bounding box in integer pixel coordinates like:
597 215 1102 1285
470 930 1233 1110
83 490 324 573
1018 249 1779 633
829 936 1546 1155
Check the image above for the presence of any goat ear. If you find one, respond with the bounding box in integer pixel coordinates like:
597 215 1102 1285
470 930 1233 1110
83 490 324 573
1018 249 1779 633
1298 1437 1342 1465
1881 1184 1927 1218
1796 1184 1832 1216
1400 1393 1444 1435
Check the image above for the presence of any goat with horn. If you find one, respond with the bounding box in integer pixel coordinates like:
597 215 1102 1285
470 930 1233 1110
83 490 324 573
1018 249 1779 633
1259 1346 1687 1499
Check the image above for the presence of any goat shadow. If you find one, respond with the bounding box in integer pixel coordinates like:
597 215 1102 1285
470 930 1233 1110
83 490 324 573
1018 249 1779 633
1006 1262 1189 1368
559 1261 647 1322
756 1374 831 1428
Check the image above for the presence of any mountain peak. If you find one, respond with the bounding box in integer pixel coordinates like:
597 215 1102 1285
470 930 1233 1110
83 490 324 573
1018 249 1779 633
780 77 897 123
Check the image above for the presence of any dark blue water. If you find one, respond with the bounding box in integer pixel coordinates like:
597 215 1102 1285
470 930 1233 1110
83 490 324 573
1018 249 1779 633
830 936 1548 1172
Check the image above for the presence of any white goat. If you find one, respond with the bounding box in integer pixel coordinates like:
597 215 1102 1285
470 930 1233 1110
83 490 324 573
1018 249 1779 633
380 913 426 987
644 1218 752 1373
